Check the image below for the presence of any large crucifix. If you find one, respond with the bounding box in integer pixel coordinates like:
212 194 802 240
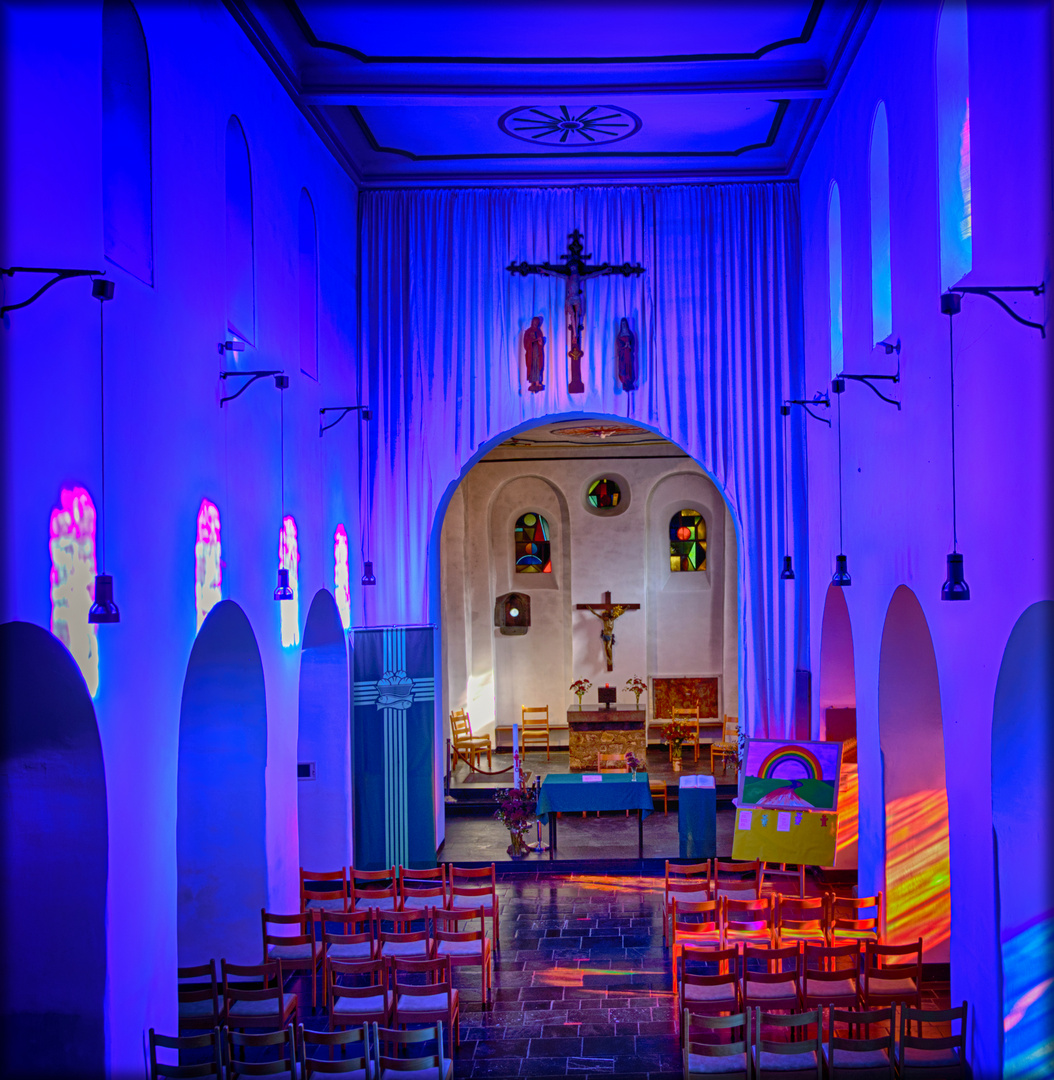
576 591 641 672
508 228 645 394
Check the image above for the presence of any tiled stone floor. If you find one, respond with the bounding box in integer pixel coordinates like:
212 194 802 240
283 871 950 1079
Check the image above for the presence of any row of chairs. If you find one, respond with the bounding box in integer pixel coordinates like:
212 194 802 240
682 1001 969 1079
181 906 488 1033
675 939 925 1032
150 1020 451 1079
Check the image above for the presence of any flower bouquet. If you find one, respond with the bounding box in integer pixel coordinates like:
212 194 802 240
624 750 643 777
624 675 648 705
494 780 537 857
570 677 592 707
660 719 693 768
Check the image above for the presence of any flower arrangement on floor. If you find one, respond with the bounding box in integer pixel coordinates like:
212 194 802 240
494 779 537 856
570 677 592 706
660 719 693 757
624 675 648 705
623 750 643 775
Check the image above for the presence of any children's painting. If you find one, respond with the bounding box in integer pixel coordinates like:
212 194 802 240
739 739 842 811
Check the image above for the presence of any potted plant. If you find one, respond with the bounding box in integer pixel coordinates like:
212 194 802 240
494 779 537 857
570 677 592 708
625 675 648 706
660 719 692 771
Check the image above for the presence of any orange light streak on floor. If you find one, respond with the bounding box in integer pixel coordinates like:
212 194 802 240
885 788 951 958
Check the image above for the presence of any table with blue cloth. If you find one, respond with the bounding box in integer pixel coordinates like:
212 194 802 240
536 773 655 859
678 774 717 859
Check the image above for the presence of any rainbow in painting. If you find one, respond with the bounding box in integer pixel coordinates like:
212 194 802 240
741 738 841 811
279 515 300 648
195 498 222 631
334 524 351 630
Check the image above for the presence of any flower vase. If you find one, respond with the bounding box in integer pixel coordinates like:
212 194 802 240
672 746 683 773
630 768 637 781
507 830 530 858
633 692 642 706
575 693 585 709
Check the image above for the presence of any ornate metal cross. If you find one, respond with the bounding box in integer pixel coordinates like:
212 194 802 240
575 590 641 672
508 229 645 394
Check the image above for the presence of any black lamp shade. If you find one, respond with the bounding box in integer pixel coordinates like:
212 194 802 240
832 554 851 587
88 574 120 623
274 567 294 601
941 553 970 601
780 555 795 580
361 560 376 587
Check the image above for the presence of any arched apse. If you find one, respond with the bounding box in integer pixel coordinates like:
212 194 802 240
0 622 107 1076
177 600 267 965
298 589 351 871
878 586 951 961
818 584 857 869
992 601 1053 1079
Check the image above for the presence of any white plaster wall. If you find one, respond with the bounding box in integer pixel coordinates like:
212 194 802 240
440 449 738 742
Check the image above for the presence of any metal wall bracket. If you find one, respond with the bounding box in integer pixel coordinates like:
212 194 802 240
833 345 901 410
320 405 371 436
1 265 106 319
219 369 283 406
781 391 831 426
947 284 1046 336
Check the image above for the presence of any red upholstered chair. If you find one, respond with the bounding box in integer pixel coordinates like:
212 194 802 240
299 866 348 916
664 860 712 943
373 1023 452 1080
775 893 830 948
741 942 803 1018
377 908 431 961
829 892 884 949
261 909 322 1010
712 859 764 902
752 1007 823 1079
148 1027 223 1080
225 1024 297 1080
389 955 460 1054
861 939 922 1017
447 863 500 949
327 956 392 1030
801 941 862 1035
299 1022 373 1079
430 903 493 1007
349 866 399 915
318 907 378 998
177 960 224 1030
398 864 447 911
221 958 297 1033
676 942 741 1033
681 1009 752 1080
671 898 724 962
896 1000 968 1079
824 1006 895 1079
723 896 776 948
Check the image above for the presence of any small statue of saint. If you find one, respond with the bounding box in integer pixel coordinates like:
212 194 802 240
616 317 636 391
523 316 545 392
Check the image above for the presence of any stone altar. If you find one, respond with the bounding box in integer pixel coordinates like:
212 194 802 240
567 707 646 772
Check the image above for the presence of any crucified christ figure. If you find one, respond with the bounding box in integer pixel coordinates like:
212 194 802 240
575 591 641 672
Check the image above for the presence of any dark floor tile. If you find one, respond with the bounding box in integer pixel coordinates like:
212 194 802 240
475 1038 530 1059
469 1058 526 1077
520 1057 569 1075
528 1037 585 1057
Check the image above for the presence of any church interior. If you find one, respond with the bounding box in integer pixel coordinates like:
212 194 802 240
1 1 1050 1077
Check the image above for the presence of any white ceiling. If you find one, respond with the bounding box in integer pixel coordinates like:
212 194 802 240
228 0 876 185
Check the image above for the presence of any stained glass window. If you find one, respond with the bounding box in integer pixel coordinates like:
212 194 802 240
515 513 551 573
670 509 706 572
587 477 621 508
195 499 222 632
49 486 100 696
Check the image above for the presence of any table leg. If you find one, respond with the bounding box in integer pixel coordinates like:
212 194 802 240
638 809 644 859
549 815 556 859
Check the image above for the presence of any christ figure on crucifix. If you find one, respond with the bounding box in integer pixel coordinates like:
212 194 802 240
508 229 645 393
576 590 641 671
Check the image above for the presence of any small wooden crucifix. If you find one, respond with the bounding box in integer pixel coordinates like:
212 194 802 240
575 590 641 672
508 229 645 394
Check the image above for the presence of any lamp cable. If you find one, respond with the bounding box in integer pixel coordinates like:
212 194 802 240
948 312 959 553
98 296 106 574
836 391 844 553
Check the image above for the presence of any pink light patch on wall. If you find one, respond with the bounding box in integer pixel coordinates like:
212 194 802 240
195 499 222 631
49 486 100 696
279 515 300 647
334 524 351 630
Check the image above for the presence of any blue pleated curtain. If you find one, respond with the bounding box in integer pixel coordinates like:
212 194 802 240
359 183 807 738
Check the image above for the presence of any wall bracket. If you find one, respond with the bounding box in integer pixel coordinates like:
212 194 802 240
219 369 283 406
833 345 901 410
781 391 831 426
1 265 106 319
946 284 1046 336
319 405 371 436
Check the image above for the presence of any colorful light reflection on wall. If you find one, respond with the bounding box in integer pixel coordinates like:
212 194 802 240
1002 914 1054 1079
334 524 351 630
884 788 951 954
194 499 222 632
279 515 300 647
49 486 99 697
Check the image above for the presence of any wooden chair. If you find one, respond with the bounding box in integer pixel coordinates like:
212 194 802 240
861 939 922 1016
261 909 322 1010
388 955 460 1054
319 907 378 999
449 709 491 772
801 942 862 1033
430 903 493 1007
372 1022 452 1080
177 960 224 1030
829 893 884 949
713 859 764 902
299 1022 372 1079
670 897 724 959
763 862 807 900
775 894 830 948
328 956 392 1030
596 751 631 816
896 1000 968 1079
677 942 742 1031
398 864 447 910
300 866 348 915
148 1027 223 1079
711 715 739 775
752 1007 823 1079
447 863 500 949
377 908 431 960
221 958 298 1033
682 1008 753 1079
649 776 668 815
741 942 803 1017
664 860 712 943
350 866 399 914
520 705 551 759
225 1024 297 1080
723 896 776 949
824 1005 895 1078
672 706 701 763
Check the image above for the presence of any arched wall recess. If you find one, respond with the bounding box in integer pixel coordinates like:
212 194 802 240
0 621 108 1075
177 600 268 966
297 590 351 871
